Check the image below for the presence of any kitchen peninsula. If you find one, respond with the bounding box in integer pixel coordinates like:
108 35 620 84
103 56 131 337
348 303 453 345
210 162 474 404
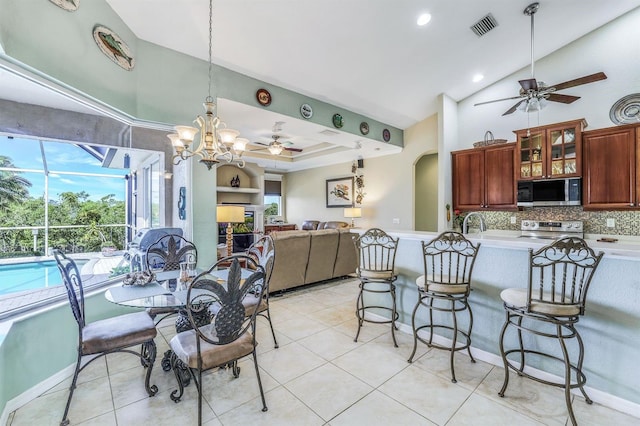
366 229 640 414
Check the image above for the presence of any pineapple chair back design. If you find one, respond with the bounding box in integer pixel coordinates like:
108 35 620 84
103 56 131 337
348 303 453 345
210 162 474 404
145 234 197 325
53 249 157 426
407 232 481 383
169 255 268 424
245 235 278 348
498 237 603 426
353 228 400 347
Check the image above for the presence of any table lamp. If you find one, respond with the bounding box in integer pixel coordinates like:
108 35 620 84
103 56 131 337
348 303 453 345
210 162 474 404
343 207 362 228
217 205 245 256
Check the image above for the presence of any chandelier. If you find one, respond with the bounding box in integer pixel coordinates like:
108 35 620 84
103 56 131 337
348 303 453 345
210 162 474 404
167 0 247 170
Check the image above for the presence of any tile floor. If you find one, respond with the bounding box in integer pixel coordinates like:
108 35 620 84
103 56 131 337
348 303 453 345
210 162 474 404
7 278 639 425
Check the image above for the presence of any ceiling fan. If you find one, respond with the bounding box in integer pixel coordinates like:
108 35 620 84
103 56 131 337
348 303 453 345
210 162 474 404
253 134 303 155
474 2 607 116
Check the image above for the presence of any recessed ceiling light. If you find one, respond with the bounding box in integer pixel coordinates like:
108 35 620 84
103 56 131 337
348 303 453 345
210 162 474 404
417 13 432 26
472 74 484 83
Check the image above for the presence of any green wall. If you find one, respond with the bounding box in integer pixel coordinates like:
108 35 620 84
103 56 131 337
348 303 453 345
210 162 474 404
0 291 140 416
415 153 438 231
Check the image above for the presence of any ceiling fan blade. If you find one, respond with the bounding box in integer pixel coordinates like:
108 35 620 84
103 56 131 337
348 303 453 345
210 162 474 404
474 95 523 106
284 147 303 152
519 78 538 91
548 72 607 91
546 93 581 104
502 99 526 116
255 141 269 147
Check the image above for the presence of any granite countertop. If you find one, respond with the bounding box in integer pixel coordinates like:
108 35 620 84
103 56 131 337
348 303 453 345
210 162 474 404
387 229 640 261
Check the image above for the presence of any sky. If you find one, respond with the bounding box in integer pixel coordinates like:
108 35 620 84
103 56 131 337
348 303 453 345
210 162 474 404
0 135 128 201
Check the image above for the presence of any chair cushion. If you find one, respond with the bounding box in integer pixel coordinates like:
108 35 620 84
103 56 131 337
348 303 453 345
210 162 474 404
500 288 581 317
416 275 469 294
358 269 395 280
82 311 157 355
170 324 255 369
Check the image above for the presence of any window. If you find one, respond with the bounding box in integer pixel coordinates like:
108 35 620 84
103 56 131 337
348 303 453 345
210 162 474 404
0 135 130 318
264 179 282 216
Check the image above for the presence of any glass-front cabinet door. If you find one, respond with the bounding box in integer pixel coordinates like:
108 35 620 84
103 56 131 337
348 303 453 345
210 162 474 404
515 119 586 180
518 131 544 179
548 127 578 177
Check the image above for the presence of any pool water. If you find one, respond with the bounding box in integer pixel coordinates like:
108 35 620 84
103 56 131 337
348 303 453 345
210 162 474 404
0 260 86 296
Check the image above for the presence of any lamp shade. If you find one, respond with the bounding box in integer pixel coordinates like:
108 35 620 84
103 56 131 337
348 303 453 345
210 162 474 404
217 205 245 223
343 207 362 218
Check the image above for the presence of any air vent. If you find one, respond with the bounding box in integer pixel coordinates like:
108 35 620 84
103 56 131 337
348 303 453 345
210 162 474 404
470 13 498 37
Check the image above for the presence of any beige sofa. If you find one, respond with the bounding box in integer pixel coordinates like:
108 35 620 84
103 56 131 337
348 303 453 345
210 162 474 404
268 228 357 292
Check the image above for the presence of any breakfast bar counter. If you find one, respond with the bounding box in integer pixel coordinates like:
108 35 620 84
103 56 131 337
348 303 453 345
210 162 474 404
372 229 640 414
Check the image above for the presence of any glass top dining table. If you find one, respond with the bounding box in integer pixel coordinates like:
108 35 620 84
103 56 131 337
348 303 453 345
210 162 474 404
104 268 256 310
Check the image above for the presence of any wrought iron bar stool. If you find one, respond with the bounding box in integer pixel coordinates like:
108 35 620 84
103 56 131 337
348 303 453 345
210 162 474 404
498 237 603 426
354 228 400 347
407 232 481 382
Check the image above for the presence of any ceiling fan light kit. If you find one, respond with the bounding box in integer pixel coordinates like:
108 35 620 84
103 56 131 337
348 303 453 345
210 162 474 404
474 2 607 116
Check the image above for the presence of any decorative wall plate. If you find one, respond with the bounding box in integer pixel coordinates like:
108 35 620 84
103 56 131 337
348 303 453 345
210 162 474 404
382 128 391 142
609 93 640 125
300 103 313 119
92 25 134 71
49 0 79 11
256 88 272 106
332 113 344 128
359 122 369 135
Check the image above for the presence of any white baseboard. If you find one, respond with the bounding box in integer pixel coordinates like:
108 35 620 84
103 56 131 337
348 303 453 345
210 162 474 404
376 313 640 418
3 317 639 422
1 362 75 425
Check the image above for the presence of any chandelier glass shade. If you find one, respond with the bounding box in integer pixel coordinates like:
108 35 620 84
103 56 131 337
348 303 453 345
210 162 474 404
168 0 245 170
268 143 284 155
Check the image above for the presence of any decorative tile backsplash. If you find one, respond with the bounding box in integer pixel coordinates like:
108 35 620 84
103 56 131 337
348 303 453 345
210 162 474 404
479 207 640 236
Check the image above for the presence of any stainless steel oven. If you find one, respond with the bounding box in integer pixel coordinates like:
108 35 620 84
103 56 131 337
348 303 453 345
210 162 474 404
518 220 583 240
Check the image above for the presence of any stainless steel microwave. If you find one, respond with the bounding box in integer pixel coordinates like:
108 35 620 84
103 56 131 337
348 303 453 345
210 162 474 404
517 178 581 207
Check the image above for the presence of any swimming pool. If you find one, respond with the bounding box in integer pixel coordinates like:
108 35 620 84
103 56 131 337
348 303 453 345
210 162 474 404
0 260 87 296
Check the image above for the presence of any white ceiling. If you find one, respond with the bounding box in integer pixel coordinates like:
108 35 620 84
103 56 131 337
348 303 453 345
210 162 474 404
2 1 640 172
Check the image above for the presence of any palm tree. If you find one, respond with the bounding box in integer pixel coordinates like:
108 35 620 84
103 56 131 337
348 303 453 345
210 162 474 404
0 156 32 210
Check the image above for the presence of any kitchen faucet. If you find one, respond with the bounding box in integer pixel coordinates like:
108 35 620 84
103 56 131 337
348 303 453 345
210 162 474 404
462 212 487 234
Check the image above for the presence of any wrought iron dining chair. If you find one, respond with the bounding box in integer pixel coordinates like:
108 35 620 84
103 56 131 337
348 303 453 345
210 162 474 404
144 233 197 327
169 255 269 424
407 232 481 383
353 228 400 346
246 235 278 348
498 237 603 426
209 235 278 347
53 250 157 426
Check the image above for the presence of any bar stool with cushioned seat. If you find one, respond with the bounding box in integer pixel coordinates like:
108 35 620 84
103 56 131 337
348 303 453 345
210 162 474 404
498 237 603 426
407 232 481 383
354 228 400 347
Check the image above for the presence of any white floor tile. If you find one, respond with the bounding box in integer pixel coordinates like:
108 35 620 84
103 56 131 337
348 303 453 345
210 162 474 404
10 278 640 426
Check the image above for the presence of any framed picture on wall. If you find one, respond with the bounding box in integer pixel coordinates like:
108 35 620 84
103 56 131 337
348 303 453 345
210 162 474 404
326 177 354 208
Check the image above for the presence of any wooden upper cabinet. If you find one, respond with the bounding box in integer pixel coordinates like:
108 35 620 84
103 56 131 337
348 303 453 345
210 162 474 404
484 144 517 209
452 148 485 210
583 124 637 210
515 119 586 180
452 143 516 211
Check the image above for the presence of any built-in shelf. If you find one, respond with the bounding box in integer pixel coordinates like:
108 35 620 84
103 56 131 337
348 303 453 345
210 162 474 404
216 186 260 194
